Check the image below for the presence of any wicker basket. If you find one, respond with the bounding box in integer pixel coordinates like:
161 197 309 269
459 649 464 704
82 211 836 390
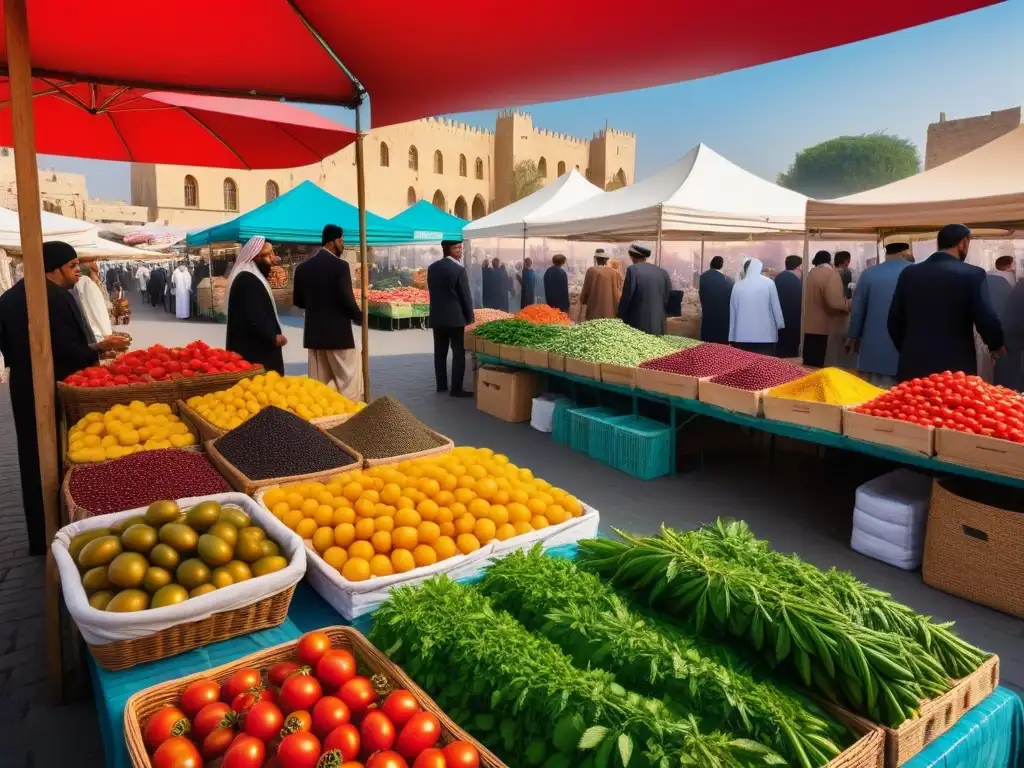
321 424 455 468
178 400 355 442
176 367 265 400
923 478 1024 617
123 626 505 768
823 703 885 768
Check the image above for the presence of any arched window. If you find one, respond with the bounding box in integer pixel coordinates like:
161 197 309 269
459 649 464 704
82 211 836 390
223 178 238 211
265 180 279 202
471 195 486 220
557 161 566 176
454 196 468 219
537 157 547 178
433 150 444 174
406 187 417 206
408 146 419 171
459 154 467 177
380 142 390 167
184 175 198 208
431 189 446 211
475 158 484 180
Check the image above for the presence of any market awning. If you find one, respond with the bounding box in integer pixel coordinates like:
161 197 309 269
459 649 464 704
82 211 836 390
387 201 467 243
186 180 412 246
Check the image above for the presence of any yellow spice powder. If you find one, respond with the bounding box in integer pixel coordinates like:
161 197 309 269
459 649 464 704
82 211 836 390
767 367 885 405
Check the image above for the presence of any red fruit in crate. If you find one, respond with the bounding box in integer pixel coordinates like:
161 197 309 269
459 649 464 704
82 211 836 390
297 631 333 667
280 674 323 715
381 690 420 729
278 731 322 768
316 649 357 691
222 667 263 703
442 742 480 768
245 700 285 742
366 752 408 768
192 701 235 741
269 660 303 688
412 749 447 768
179 679 221 718
281 709 314 738
360 710 396 753
338 676 376 715
202 727 238 761
223 735 267 768
312 696 351 738
144 705 191 750
152 735 202 768
395 712 440 758
323 723 360 760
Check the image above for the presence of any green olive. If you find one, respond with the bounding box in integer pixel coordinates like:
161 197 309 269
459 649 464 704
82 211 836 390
142 566 173 593
88 590 116 610
217 506 251 529
120 524 158 554
68 528 111 563
176 558 211 589
251 555 288 577
149 543 180 571
159 523 198 554
206 522 238 548
144 500 181 527
151 584 189 609
185 500 222 532
78 536 123 569
106 589 150 612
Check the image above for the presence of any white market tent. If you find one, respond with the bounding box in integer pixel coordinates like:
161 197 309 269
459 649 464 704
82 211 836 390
526 143 808 241
463 168 603 239
806 125 1024 235
0 206 155 259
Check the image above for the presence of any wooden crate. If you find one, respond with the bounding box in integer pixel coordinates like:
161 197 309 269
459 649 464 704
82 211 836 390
464 331 478 353
934 428 1024 479
600 363 636 388
547 353 566 372
762 395 846 433
482 340 500 358
565 357 601 380
843 410 935 456
698 380 763 416
635 367 701 399
521 347 549 368
498 344 524 363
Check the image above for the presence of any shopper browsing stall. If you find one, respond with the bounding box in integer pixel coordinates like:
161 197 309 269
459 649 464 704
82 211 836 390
580 249 624 321
225 236 287 375
697 255 733 343
618 244 671 335
544 254 571 314
427 239 474 397
172 263 192 319
774 255 802 357
728 257 784 355
803 250 848 367
846 242 912 387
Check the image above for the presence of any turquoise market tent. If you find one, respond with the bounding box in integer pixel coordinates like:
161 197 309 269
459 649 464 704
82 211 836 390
388 200 467 242
186 180 412 246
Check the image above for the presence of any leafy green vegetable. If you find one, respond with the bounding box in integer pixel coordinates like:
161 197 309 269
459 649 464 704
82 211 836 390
471 319 569 348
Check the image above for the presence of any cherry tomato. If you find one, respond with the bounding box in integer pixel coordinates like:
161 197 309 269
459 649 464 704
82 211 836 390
222 734 267 768
381 690 421 729
316 649 357 691
280 709 313 738
280 674 323 715
179 679 221 719
442 741 480 768
296 631 332 667
192 701 235 741
412 749 447 768
277 731 321 768
338 676 376 715
144 706 191 750
361 709 396 753
233 691 260 715
245 700 285 742
202 727 238 761
366 751 409 768
152 735 202 768
269 660 302 688
323 723 361 760
395 712 440 758
312 695 351 738
222 667 263 703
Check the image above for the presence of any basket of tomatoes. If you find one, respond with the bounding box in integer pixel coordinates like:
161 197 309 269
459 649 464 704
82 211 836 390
125 626 503 768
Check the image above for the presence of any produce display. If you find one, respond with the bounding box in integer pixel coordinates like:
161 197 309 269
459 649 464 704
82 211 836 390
268 265 288 289
639 343 754 377
366 287 430 304
68 450 231 516
69 499 287 611
514 304 572 325
464 308 511 332
327 396 447 461
469 318 569 349
852 371 1024 442
708 357 806 391
767 367 885 406
264 447 584 582
139 629 482 768
214 407 359 481
544 318 697 366
67 402 197 463
479 548 850 767
185 372 365 430
62 341 257 387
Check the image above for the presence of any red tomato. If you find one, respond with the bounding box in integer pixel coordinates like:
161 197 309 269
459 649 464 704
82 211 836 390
245 700 285 742
381 690 421 729
279 674 323 715
412 749 447 768
280 710 313 738
192 701 234 741
395 712 440 758
338 676 376 715
277 731 322 768
296 631 333 667
323 723 361 760
360 710 397 753
441 742 480 768
222 735 267 768
312 695 351 738
152 735 202 768
366 751 409 768
222 667 263 702
316 649 358 691
202 727 238 761
269 661 302 688
144 706 191 750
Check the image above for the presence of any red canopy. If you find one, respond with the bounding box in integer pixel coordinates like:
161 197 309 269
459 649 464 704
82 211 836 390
0 82 356 167
0 0 1001 126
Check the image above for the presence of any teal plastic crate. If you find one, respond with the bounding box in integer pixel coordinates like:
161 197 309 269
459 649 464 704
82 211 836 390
552 399 576 445
568 407 619 454
588 413 637 466
615 416 672 480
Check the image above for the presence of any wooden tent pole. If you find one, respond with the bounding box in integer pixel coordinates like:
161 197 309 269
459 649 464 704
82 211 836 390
355 106 370 400
4 0 64 703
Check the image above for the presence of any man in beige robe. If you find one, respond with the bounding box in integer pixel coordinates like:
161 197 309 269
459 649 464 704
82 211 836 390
579 249 624 321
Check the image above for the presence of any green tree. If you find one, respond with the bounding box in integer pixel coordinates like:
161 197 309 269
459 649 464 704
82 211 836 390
512 159 542 201
777 133 920 198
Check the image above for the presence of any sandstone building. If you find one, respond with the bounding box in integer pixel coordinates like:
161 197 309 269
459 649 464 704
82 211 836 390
924 107 1021 169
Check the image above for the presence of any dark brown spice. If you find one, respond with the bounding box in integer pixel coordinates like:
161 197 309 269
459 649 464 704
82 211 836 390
329 396 445 460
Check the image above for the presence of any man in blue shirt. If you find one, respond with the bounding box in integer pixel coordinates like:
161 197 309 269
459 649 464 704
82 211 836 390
846 242 912 387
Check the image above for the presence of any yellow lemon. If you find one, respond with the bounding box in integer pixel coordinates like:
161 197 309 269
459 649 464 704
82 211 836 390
390 548 416 574
433 536 457 560
456 533 481 555
369 554 394 577
341 557 371 582
323 546 348 570
334 523 356 548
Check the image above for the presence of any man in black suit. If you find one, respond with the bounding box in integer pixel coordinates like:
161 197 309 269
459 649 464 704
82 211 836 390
544 253 570 313
293 224 364 400
888 224 1004 382
427 239 474 397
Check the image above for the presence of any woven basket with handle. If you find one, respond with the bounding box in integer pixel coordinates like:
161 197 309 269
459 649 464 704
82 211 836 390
123 626 506 768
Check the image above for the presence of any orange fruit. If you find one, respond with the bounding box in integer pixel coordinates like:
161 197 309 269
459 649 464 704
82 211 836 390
434 490 455 508
314 505 335 527
495 523 517 542
332 506 355 526
530 515 550 530
369 554 394 577
417 521 441 545
566 496 583 517
390 549 416 573
295 518 317 540
347 540 375 561
453 487 475 505
395 509 421 528
341 557 371 582
510 489 529 505
354 498 375 518
312 526 335 553
300 498 319 517
380 483 402 505
354 517 376 540
448 503 466 520
392 526 419 550
469 464 487 480
508 503 531 523
433 536 457 560
375 516 395 533
468 498 490 518
513 520 533 535
361 489 380 505
527 498 547 515
419 478 440 497
417 499 439 521
334 522 356 548
396 496 415 511
286 492 305 510
435 507 453 525
371 530 392 554
322 546 348 570
456 533 481 555
475 477 498 500
492 490 510 506
545 505 570 525
473 518 496 543
487 505 509 526
282 509 304 531
271 501 291 519
454 513 476 535
440 473 458 491
413 545 437 567
456 475 476 490
342 482 363 502
439 521 455 537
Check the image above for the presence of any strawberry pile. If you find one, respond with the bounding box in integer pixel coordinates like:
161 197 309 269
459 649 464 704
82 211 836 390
63 341 258 387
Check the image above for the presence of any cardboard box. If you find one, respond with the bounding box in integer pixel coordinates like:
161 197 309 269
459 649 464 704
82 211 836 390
498 344 524 363
934 428 1024 479
698 380 763 416
463 332 477 353
481 340 500 358
476 366 541 422
666 315 701 340
761 395 845 433
842 410 935 456
600 363 636 388
521 347 549 368
547 353 566 372
634 367 701 400
565 357 601 380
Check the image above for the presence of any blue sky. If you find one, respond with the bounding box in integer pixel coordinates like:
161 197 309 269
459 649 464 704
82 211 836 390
41 2 1023 200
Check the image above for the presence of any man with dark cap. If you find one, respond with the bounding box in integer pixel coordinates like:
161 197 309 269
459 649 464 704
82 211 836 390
427 239 474 397
618 244 672 334
580 248 623 321
888 224 1004 381
774 255 802 357
293 224 364 400
846 242 912 387
697 255 733 343
0 242 127 554
544 254 570 314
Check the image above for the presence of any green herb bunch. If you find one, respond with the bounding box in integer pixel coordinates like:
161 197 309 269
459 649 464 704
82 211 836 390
369 576 784 768
471 319 569 349
478 547 850 768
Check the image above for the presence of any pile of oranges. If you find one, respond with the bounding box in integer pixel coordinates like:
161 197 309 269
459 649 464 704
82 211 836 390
261 446 584 581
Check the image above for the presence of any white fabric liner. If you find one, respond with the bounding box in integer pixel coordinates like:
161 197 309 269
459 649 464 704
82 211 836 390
462 169 603 239
53 493 307 645
526 143 808 241
806 125 1024 233
0 206 156 258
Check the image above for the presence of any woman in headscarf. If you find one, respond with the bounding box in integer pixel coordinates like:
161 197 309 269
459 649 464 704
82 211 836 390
225 236 287 374
75 263 114 342
728 257 785 354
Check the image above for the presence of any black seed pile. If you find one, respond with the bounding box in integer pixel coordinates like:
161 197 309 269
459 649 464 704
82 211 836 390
214 406 358 480
328 396 446 460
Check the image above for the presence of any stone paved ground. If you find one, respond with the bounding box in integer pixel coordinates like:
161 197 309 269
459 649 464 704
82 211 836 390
2 301 1022 766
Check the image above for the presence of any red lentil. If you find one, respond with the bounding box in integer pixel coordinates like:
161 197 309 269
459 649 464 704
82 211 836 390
640 343 757 378
710 358 806 391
